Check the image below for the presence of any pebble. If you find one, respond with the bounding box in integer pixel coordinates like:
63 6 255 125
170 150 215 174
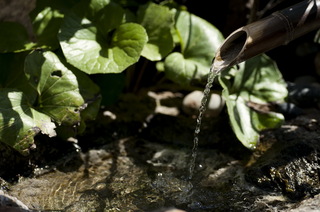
182 90 225 117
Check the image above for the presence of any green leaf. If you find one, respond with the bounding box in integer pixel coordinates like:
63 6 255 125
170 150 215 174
138 2 175 61
223 95 260 149
164 52 209 84
231 54 288 103
63 52 103 138
58 8 148 74
0 89 56 155
219 54 288 149
89 1 125 36
0 22 36 53
176 11 223 61
32 7 64 49
221 92 284 149
88 0 111 15
163 10 224 85
71 68 102 122
24 50 101 126
51 60 102 139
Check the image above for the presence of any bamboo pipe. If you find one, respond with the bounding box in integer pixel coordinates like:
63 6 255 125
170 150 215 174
213 0 320 73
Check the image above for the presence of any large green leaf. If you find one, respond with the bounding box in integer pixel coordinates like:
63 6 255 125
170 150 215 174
0 22 35 53
163 10 224 85
58 2 148 74
0 89 56 155
24 50 101 126
219 54 288 149
138 2 175 61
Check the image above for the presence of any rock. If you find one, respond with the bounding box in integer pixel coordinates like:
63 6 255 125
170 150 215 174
148 91 183 116
287 193 320 212
287 82 320 107
246 142 320 199
182 91 225 117
0 190 29 212
245 112 320 200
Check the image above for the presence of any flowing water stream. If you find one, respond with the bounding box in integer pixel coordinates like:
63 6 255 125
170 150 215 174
188 61 228 180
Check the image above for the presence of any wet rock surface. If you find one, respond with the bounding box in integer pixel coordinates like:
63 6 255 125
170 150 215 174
0 137 283 211
246 109 320 200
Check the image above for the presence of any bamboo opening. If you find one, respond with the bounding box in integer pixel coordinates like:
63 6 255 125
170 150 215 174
218 30 247 65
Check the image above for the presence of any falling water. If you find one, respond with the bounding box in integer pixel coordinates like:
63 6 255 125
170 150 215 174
188 63 225 180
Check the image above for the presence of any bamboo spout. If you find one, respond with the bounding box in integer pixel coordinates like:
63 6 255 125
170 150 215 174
213 0 320 73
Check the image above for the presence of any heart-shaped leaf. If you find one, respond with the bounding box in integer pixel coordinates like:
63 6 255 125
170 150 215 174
163 10 224 85
58 3 148 74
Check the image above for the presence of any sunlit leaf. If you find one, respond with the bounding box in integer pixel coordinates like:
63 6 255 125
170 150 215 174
138 2 175 61
231 54 288 103
88 0 111 15
24 50 101 126
91 1 125 35
221 92 284 149
0 89 56 155
58 4 148 74
32 7 64 49
219 54 287 149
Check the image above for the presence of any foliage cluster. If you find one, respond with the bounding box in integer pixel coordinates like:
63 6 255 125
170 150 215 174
0 0 307 154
